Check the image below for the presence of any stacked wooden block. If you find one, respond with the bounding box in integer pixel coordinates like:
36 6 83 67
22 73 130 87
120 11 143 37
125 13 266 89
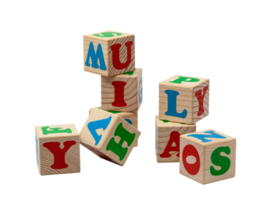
156 76 236 184
35 31 142 175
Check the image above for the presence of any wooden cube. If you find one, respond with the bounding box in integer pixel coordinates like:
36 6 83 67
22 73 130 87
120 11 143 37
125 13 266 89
179 129 236 184
84 31 135 77
80 108 140 166
159 75 209 124
155 116 196 163
35 124 80 175
89 107 138 129
101 68 142 112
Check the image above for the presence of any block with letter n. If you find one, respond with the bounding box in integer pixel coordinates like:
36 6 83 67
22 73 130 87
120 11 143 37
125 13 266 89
80 108 140 166
35 124 80 175
83 31 135 77
179 129 236 184
101 68 142 112
159 75 209 124
155 116 196 163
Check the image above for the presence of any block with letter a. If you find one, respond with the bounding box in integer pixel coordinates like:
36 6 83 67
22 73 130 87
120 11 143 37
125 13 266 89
155 116 196 163
83 31 135 77
159 75 209 124
179 129 236 184
35 124 80 175
80 108 140 166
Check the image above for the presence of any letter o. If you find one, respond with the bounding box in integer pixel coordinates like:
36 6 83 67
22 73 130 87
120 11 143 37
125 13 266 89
182 144 200 175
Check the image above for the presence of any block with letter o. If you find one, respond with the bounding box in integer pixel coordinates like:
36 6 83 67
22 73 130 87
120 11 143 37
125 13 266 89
179 129 236 184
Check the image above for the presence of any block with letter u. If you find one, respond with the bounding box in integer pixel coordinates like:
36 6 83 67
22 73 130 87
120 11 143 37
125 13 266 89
80 108 140 166
83 31 135 77
179 129 236 184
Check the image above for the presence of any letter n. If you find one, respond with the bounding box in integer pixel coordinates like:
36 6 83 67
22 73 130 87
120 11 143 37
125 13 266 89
188 130 226 143
111 41 133 70
85 42 107 71
165 90 187 118
112 81 127 107
160 131 180 158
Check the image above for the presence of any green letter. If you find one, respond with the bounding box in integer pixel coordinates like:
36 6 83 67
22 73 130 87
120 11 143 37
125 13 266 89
210 146 231 176
41 127 72 135
169 76 200 84
93 32 122 37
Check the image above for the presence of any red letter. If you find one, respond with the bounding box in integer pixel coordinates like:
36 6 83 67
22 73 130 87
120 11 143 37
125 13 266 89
195 86 209 116
182 144 200 175
160 131 180 158
43 141 76 169
111 41 133 70
112 81 127 107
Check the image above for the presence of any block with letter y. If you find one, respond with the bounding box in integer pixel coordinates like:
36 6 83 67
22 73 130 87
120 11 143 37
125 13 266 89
84 31 135 77
179 129 236 184
80 108 140 166
35 124 80 175
159 75 209 124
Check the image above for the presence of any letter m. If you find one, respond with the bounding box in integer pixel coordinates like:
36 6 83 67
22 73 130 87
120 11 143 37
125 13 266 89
85 42 107 71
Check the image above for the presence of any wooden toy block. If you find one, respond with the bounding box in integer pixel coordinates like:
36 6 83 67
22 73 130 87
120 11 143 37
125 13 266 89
80 108 140 166
101 68 143 112
159 75 209 124
89 107 138 129
35 124 80 176
155 116 196 163
179 129 236 184
84 31 135 77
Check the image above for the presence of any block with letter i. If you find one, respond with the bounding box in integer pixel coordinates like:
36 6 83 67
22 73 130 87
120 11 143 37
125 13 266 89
80 108 140 166
101 68 143 112
89 107 138 129
155 116 196 163
84 31 135 77
179 129 236 184
35 124 80 176
159 75 209 124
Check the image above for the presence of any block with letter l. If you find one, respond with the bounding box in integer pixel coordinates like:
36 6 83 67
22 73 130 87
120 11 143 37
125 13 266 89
84 31 135 77
80 108 140 166
35 124 80 175
159 75 209 124
179 129 236 184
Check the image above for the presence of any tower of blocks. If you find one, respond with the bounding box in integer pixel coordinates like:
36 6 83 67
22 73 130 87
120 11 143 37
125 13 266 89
35 31 142 175
156 75 236 184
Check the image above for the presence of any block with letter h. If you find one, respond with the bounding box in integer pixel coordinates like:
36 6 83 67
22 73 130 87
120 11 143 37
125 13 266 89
89 107 138 129
35 124 80 175
155 116 196 163
159 75 209 124
80 108 140 166
84 31 135 77
101 68 143 112
180 129 236 184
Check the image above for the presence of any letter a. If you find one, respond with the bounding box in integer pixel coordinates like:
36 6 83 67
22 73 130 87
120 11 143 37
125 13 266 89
85 42 107 71
87 116 112 146
160 131 180 158
112 81 127 107
195 86 209 116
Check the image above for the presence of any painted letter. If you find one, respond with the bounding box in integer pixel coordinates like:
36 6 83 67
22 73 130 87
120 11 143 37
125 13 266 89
182 144 200 175
210 146 231 176
170 76 200 84
41 127 72 135
111 41 133 70
93 32 122 37
85 42 107 71
188 130 226 143
165 90 187 118
195 86 209 116
139 77 143 104
160 131 180 158
112 81 127 107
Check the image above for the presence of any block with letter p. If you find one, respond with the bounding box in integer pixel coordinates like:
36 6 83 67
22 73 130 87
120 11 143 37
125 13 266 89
159 75 209 124
80 108 140 166
101 68 143 112
179 129 236 184
84 31 135 77
35 124 80 175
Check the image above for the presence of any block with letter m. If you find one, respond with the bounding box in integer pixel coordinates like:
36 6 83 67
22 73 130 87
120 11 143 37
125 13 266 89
83 31 135 77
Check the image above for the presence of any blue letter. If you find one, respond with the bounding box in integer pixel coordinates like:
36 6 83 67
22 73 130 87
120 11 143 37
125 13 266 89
165 90 187 118
87 116 112 145
188 130 226 143
125 119 132 125
85 42 107 71
139 77 143 104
